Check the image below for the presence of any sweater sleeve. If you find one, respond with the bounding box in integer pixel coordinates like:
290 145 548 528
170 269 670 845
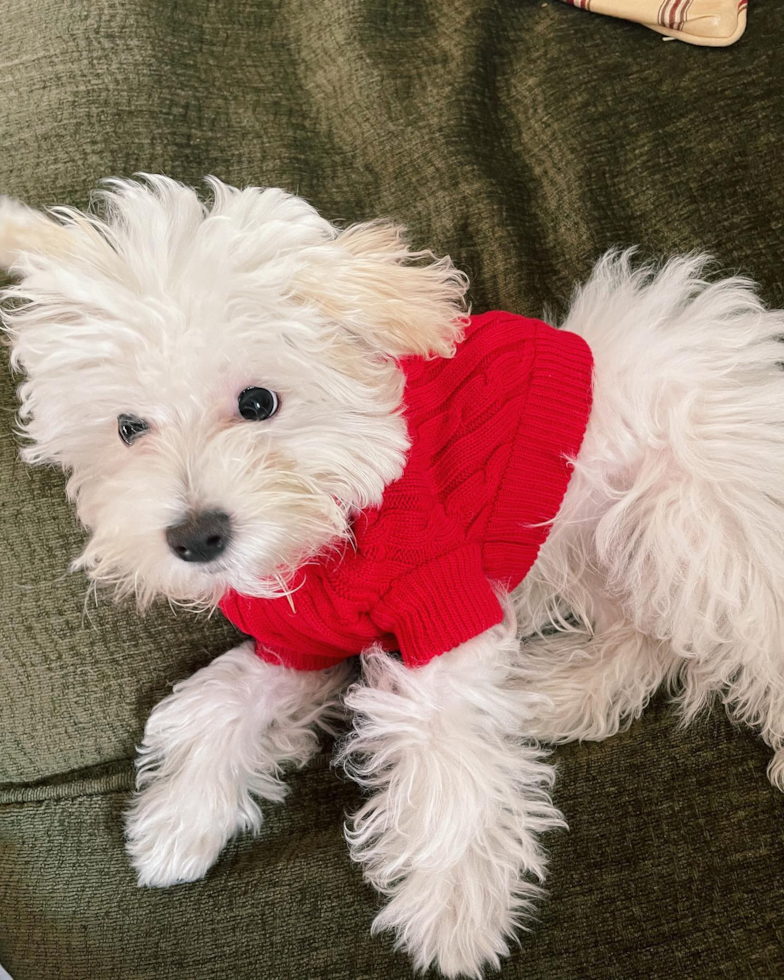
370 543 505 667
219 580 374 671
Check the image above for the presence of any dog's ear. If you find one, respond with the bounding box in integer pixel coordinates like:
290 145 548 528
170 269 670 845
0 197 74 271
296 221 469 359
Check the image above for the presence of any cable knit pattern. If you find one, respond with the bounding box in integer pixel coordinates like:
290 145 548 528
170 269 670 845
220 312 593 669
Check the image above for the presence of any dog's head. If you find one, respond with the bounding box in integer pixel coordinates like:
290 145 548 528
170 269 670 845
0 176 468 607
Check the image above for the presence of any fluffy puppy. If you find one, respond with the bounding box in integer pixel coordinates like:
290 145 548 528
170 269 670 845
3 176 784 979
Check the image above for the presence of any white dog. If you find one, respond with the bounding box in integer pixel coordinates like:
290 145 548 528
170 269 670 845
3 176 784 979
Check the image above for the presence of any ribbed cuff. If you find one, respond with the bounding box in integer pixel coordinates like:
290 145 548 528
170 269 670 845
485 322 593 574
373 544 504 667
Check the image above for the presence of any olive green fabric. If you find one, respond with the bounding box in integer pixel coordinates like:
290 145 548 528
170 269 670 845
1 1 783 977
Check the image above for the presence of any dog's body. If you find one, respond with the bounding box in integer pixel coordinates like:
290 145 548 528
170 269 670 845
3 178 784 978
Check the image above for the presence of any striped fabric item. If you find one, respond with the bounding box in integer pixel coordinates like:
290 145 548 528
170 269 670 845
560 0 748 45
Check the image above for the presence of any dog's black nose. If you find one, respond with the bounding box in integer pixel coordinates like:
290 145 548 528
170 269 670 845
166 511 232 563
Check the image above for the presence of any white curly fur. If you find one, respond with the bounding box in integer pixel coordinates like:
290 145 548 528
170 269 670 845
125 641 351 886
4 178 784 978
516 251 784 787
337 609 564 978
0 177 467 608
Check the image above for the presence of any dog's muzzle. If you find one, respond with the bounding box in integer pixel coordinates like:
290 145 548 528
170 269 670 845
166 511 232 563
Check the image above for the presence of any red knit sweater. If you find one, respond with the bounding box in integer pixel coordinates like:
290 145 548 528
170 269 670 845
220 311 593 670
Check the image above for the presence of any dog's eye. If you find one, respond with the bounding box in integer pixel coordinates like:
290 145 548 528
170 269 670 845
118 414 149 446
238 387 279 421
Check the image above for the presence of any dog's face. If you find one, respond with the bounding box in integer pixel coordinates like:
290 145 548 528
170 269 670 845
0 177 467 606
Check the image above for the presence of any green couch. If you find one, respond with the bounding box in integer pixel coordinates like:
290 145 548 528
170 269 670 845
2 3 783 977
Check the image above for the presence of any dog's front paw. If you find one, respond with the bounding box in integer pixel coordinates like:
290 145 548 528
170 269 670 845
373 871 538 979
124 777 262 888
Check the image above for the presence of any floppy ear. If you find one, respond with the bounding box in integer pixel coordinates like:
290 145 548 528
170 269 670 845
296 221 470 358
0 197 74 271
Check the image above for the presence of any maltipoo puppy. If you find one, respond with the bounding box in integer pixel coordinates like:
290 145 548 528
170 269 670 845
3 176 784 978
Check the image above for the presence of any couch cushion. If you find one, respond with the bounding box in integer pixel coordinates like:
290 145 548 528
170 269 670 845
1 1 783 976
1 702 782 979
2 0 782 784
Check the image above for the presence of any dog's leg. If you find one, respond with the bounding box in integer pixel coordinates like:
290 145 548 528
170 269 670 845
126 640 349 887
518 621 675 744
338 610 563 979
